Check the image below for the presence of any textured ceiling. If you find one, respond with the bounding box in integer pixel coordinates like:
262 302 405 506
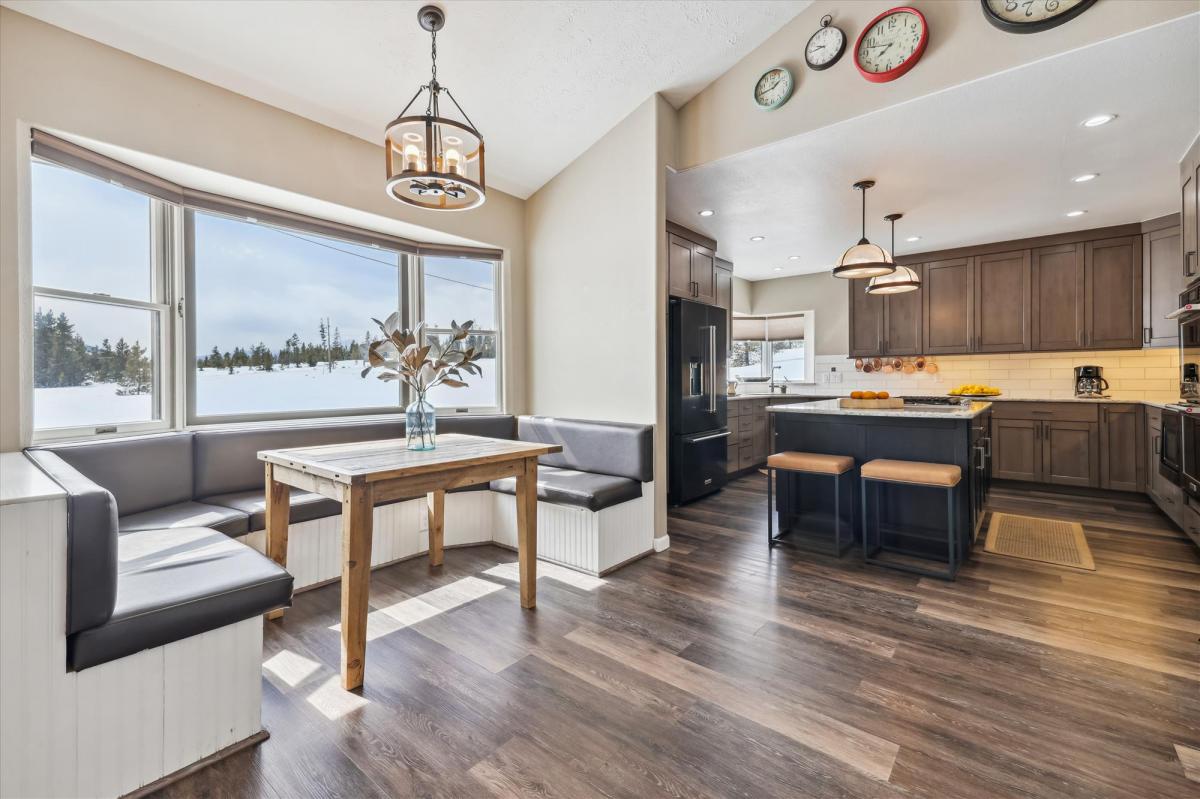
668 15 1200 281
3 0 811 198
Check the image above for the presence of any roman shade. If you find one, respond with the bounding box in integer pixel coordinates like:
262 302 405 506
31 129 503 261
731 314 805 341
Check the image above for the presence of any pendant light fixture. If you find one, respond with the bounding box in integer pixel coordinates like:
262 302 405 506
384 5 486 211
867 213 922 294
833 180 895 279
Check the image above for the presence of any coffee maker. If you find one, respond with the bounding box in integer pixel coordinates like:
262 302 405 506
1074 365 1110 398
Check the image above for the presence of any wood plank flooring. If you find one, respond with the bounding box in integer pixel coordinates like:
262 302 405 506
153 477 1199 798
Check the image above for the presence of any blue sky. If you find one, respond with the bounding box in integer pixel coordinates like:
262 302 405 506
32 160 496 354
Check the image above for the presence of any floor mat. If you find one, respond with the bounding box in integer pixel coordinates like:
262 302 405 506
984 512 1096 571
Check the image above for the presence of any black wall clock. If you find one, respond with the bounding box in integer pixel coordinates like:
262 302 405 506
981 0 1098 34
805 14 847 71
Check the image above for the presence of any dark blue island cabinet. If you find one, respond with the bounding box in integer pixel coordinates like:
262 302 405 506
769 404 993 566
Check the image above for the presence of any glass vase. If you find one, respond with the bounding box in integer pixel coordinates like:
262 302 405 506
405 394 437 451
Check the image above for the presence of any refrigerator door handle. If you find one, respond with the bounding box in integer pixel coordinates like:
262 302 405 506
707 325 717 413
690 430 732 442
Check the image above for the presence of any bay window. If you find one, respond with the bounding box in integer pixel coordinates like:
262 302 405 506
729 312 814 384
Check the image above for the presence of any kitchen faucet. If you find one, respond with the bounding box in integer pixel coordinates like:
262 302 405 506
769 366 784 393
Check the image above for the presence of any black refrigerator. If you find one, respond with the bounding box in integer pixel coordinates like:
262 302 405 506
668 298 729 505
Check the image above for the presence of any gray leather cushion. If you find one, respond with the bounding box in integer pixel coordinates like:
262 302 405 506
437 414 517 440
41 433 195 516
68 527 293 671
193 421 404 497
518 416 653 482
119 501 249 537
202 489 341 532
490 465 642 512
25 450 119 636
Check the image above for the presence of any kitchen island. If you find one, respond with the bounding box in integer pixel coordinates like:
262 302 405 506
767 399 993 566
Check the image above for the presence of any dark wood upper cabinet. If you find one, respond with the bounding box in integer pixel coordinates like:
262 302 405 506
668 234 694 298
692 245 716 304
884 269 924 355
1100 404 1143 492
1184 143 1198 280
974 250 1031 352
848 282 885 357
714 262 733 310
1085 235 1142 350
1143 221 1183 348
1031 243 1085 351
922 257 974 354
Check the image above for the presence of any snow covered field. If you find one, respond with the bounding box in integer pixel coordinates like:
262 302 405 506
34 359 498 429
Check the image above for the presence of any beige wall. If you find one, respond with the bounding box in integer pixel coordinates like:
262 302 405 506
677 0 1198 170
524 95 667 537
731 275 753 314
0 8 527 450
749 271 847 356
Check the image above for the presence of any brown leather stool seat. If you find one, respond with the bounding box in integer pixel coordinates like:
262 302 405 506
767 451 854 475
860 459 961 487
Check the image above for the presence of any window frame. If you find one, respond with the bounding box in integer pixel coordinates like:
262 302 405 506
729 311 816 385
31 160 177 442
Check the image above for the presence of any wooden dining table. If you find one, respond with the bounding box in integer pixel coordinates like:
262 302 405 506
257 433 562 690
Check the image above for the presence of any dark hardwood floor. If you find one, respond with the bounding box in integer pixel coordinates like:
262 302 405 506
155 476 1199 798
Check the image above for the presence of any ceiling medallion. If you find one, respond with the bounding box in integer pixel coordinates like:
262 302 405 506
867 213 922 294
833 180 895 279
384 5 486 211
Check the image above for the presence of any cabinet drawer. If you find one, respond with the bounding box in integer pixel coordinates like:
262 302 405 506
990 401 1098 422
738 430 754 448
726 443 740 474
739 444 757 470
727 400 741 419
738 415 755 433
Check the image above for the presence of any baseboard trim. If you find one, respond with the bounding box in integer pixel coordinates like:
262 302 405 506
121 729 270 798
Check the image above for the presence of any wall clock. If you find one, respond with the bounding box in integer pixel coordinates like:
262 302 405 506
981 0 1097 34
753 66 794 110
854 6 929 83
805 14 846 71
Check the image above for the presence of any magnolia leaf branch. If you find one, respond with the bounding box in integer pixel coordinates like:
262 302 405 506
360 316 483 396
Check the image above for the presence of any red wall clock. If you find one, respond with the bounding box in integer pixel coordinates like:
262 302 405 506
854 6 929 83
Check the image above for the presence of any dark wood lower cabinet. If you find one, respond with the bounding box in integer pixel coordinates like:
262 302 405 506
992 418 1041 481
1042 420 1098 488
1100 404 1144 492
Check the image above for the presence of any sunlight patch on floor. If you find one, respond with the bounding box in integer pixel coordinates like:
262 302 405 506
305 674 369 720
330 575 506 642
262 649 321 687
483 561 606 591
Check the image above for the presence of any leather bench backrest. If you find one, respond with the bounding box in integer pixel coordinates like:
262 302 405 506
518 416 654 482
25 450 119 635
437 414 517 440
41 433 195 516
193 421 404 497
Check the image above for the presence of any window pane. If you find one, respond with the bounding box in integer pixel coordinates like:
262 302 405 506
422 257 496 330
192 212 401 417
424 332 499 408
34 295 159 429
771 339 806 381
729 340 763 380
32 160 152 300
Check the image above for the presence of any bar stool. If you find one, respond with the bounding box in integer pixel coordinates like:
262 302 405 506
766 451 855 555
859 459 962 580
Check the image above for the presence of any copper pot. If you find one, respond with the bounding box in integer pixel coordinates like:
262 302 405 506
862 362 874 373
871 357 883 370
915 356 926 370
854 358 864 371
902 362 916 374
882 364 894 373
925 362 939 374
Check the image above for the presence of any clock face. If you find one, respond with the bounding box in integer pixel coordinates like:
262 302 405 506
855 8 928 82
982 0 1097 33
753 67 793 110
806 24 846 70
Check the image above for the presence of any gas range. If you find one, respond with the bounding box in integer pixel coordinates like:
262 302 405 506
901 396 969 407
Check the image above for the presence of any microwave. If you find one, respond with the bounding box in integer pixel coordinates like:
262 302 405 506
1178 284 1200 401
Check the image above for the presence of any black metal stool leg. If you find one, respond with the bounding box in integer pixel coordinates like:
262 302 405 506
767 466 774 548
832 471 841 555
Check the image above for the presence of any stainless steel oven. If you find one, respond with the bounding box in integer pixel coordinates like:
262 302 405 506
1177 284 1200 401
1182 408 1200 501
1160 406 1183 485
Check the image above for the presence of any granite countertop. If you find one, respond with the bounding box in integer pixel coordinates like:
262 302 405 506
731 392 1180 408
767 398 992 419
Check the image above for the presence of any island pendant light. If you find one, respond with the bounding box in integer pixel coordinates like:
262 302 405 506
867 213 922 294
384 5 486 211
833 180 895 279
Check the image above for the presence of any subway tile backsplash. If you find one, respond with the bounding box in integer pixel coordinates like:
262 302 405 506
738 350 1181 402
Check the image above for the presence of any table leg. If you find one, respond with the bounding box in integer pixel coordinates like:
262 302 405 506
341 482 374 690
264 463 290 621
427 489 445 567
515 456 538 609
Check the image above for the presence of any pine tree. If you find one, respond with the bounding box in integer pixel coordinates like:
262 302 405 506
117 341 152 395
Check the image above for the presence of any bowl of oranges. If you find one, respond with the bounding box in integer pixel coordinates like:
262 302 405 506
948 384 1001 398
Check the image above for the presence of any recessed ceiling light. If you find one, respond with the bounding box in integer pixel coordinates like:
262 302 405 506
750 235 765 242
788 255 801 261
773 267 783 272
1066 210 1087 217
1082 114 1116 128
698 209 715 217
906 236 921 242
1072 173 1099 183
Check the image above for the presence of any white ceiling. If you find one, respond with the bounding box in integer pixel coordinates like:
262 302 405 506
3 0 811 199
668 15 1200 281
